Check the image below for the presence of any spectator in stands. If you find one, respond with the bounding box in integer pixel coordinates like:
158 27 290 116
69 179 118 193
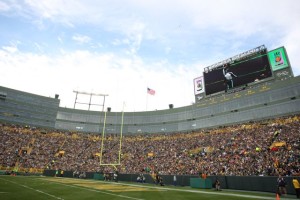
0 115 300 178
201 172 207 179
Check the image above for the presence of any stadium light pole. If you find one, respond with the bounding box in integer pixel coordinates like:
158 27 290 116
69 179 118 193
73 90 109 111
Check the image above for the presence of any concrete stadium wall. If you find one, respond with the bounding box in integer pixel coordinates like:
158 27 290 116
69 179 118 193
0 86 60 128
55 76 300 134
43 170 297 195
0 76 299 133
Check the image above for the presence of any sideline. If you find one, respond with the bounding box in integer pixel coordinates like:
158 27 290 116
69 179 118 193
98 180 292 200
48 177 295 200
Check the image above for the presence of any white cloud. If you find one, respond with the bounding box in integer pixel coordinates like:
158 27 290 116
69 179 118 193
57 36 63 43
34 42 44 52
2 45 18 53
0 1 10 11
1 0 300 112
0 49 198 111
72 35 91 44
5 1 300 50
281 26 300 75
2 41 21 53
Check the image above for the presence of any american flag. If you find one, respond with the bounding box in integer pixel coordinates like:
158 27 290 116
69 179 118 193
147 87 155 95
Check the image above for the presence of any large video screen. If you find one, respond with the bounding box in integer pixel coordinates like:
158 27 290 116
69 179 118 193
204 53 272 95
268 47 289 71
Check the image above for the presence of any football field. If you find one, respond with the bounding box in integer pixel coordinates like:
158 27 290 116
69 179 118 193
0 175 295 200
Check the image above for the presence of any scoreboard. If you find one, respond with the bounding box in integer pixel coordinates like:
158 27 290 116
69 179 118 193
203 52 272 95
194 46 292 101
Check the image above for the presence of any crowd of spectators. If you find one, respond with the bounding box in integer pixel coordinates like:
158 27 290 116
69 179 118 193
0 114 299 177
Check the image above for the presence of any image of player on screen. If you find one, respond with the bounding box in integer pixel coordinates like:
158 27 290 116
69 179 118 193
223 63 237 92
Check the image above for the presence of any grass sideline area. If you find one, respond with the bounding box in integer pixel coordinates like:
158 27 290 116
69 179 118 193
0 175 296 200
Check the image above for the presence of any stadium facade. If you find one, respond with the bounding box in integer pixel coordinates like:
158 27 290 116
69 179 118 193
1 46 300 134
0 75 300 134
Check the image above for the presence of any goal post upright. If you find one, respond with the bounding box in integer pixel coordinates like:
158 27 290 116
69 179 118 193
99 111 107 165
118 102 125 165
99 102 125 169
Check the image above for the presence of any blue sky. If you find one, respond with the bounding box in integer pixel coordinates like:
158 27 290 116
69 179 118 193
1 0 300 112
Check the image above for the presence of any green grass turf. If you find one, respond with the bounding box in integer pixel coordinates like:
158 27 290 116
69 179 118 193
0 175 295 200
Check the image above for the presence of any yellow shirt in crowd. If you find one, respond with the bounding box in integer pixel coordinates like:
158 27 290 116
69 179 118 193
293 179 300 189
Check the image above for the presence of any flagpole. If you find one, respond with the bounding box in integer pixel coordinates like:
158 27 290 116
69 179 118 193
146 88 148 111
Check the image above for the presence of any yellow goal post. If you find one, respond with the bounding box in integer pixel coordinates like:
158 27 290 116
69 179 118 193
99 103 125 170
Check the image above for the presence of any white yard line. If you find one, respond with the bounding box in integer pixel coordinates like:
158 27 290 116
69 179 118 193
56 178 292 200
106 181 294 200
0 177 64 200
4 176 296 200
52 182 145 200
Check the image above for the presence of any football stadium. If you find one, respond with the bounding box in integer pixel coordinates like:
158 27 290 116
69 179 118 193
1 45 300 200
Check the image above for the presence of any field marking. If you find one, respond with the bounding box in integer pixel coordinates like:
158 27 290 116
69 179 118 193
106 182 293 200
108 182 296 200
0 177 64 200
44 177 161 192
4 176 296 200
66 178 292 200
51 181 145 200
